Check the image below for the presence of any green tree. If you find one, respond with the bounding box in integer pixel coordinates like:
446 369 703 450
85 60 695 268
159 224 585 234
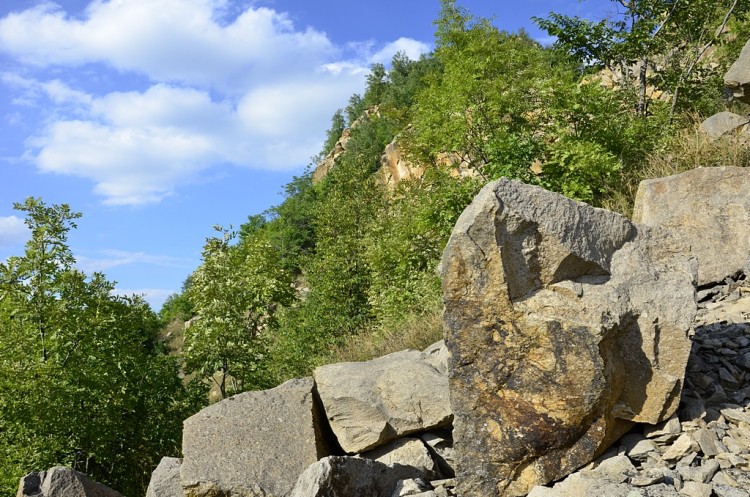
535 0 748 116
184 226 293 398
0 198 185 496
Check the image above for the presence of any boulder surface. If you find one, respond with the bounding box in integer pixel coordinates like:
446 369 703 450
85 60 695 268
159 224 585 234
17 467 124 497
441 178 696 496
699 112 749 138
146 457 182 497
181 377 330 497
314 345 451 453
633 166 750 286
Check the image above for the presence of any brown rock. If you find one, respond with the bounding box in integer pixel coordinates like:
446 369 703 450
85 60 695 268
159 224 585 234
441 179 696 497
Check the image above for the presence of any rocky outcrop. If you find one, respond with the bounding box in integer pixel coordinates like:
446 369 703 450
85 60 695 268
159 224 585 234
633 166 750 286
313 347 452 453
725 38 750 104
180 377 331 497
377 139 425 187
145 457 182 497
17 467 124 497
312 107 380 183
699 112 749 138
441 178 697 496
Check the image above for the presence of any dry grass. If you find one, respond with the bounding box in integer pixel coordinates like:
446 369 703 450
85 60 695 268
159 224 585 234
326 305 444 364
602 124 750 217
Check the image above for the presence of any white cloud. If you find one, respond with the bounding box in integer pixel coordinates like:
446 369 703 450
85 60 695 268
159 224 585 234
0 215 29 247
0 1 432 205
369 37 431 65
76 249 193 273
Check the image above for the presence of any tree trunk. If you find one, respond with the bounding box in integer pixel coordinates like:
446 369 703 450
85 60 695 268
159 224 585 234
637 57 649 116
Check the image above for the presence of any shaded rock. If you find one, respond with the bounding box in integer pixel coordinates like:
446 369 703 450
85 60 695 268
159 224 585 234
699 112 749 138
679 481 712 497
391 478 430 496
181 377 330 497
441 178 696 497
146 457 182 497
725 39 750 104
289 455 421 497
633 166 750 286
527 472 679 497
362 438 437 478
314 345 451 453
17 467 124 497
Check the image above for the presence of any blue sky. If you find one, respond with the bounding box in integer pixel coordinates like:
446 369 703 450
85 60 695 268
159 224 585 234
0 0 613 310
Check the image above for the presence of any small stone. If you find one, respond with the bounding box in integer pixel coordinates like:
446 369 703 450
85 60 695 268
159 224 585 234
723 436 746 454
588 454 635 483
722 408 750 425
622 434 660 462
662 433 699 462
712 470 741 487
630 468 665 487
713 484 750 497
392 478 430 496
645 417 683 440
692 428 721 457
679 481 713 497
677 459 720 483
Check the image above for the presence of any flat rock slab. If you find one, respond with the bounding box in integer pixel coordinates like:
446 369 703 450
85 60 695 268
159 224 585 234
314 343 452 453
181 377 330 497
17 467 124 497
442 179 696 497
633 166 750 286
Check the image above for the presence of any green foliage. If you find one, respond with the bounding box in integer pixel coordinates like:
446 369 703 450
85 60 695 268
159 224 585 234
0 198 185 497
535 0 750 115
184 226 293 397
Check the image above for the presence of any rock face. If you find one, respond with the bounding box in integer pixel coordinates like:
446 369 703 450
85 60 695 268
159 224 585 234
441 178 697 496
181 377 331 497
17 467 124 497
725 38 750 104
699 112 749 139
146 457 182 497
314 348 452 453
633 166 750 286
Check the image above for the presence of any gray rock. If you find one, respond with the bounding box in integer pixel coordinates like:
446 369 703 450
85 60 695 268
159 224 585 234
679 481 713 497
146 458 182 497
441 179 696 497
314 347 451 453
391 479 430 497
661 433 699 462
677 459 720 484
362 438 437 478
725 38 750 104
699 112 749 138
714 484 750 497
17 467 124 497
181 377 330 497
633 166 750 286
289 456 422 497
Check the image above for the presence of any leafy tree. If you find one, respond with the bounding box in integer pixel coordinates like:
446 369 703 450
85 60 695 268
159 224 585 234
535 0 749 116
0 198 185 496
184 226 293 397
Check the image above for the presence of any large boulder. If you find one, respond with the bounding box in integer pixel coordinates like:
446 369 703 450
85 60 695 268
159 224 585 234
181 377 331 497
698 112 749 139
633 166 750 286
725 38 750 104
146 457 182 497
289 456 422 497
17 467 123 497
313 343 452 454
441 178 696 497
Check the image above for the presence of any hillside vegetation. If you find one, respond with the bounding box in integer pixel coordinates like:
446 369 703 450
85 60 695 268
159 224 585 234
1 1 749 496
